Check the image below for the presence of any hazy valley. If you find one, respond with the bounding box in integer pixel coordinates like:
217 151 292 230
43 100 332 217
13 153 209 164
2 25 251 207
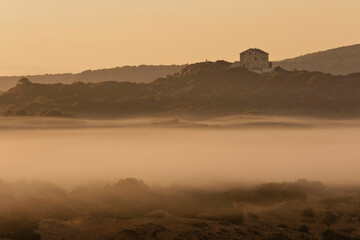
2 0 360 239
1 56 360 239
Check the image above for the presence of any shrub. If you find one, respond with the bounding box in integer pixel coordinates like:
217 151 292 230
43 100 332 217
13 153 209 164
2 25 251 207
39 109 63 117
197 210 243 224
298 224 310 233
187 221 208 229
321 197 351 209
339 227 356 234
247 212 259 220
323 211 341 226
266 233 292 240
251 183 307 203
2 109 14 116
86 207 133 219
277 223 289 228
0 218 40 240
112 178 149 192
14 109 28 116
322 229 350 240
302 208 315 218
145 210 169 219
295 179 326 192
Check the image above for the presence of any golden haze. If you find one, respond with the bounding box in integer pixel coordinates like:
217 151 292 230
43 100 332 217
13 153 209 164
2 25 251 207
0 0 359 75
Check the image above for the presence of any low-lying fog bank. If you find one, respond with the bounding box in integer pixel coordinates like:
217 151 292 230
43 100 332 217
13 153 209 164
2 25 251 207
1 116 360 239
0 178 355 220
3 115 360 129
0 116 360 187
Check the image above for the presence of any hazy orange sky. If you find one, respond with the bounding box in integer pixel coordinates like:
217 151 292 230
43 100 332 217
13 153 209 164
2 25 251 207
0 0 359 75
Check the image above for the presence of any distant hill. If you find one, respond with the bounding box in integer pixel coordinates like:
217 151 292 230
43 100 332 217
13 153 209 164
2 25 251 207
275 44 360 75
0 65 184 91
2 61 360 118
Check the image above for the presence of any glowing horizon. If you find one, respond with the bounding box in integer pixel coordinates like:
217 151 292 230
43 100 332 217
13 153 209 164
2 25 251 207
0 0 359 75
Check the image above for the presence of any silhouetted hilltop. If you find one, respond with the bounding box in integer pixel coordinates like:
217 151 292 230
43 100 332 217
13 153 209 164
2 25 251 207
177 61 232 76
275 44 360 75
2 61 360 118
0 65 184 91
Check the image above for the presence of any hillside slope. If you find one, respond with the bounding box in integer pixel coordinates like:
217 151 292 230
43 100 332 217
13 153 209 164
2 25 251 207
275 44 360 75
2 61 360 118
0 65 184 91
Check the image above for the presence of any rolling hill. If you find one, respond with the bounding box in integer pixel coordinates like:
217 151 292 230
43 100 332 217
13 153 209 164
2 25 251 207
275 44 360 75
1 43 359 92
0 65 184 91
2 61 360 118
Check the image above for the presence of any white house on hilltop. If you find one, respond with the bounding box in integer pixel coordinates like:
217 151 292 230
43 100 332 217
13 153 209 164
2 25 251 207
231 48 273 73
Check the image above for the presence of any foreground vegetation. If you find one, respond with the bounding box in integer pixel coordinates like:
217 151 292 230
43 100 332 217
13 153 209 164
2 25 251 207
0 178 359 239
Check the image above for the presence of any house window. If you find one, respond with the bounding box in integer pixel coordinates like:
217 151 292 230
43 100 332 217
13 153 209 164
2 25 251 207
255 57 257 61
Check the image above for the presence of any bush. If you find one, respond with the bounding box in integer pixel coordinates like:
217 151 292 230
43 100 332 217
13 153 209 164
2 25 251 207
251 183 307 203
298 224 310 233
277 223 289 228
145 210 169 219
2 109 14 116
322 229 351 240
339 227 356 234
0 218 40 240
321 197 351 209
86 207 133 219
14 109 28 116
323 211 341 226
302 208 315 218
295 179 326 192
197 210 243 224
266 233 292 240
39 109 63 117
247 212 259 220
112 178 149 192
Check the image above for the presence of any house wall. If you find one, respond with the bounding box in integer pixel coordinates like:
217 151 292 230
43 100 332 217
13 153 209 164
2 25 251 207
240 50 269 69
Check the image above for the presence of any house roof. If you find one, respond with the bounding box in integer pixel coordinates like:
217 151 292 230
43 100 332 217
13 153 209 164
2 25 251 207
241 48 268 55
